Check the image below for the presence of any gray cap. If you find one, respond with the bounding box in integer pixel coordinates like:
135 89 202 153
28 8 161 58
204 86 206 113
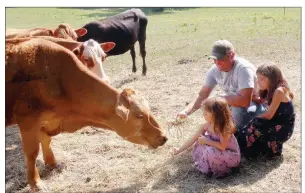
209 40 234 60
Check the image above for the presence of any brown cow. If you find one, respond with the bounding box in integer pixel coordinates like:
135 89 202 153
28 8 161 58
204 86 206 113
5 38 167 191
5 23 87 40
12 36 116 83
6 24 117 82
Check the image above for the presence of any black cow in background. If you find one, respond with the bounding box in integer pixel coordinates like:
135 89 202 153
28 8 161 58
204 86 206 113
78 8 148 75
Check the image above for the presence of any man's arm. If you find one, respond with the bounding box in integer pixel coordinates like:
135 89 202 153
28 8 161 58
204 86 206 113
177 66 216 119
224 88 253 108
224 66 256 108
185 86 213 115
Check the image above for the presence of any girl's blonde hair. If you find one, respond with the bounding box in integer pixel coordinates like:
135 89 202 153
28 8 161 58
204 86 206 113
202 97 235 136
256 63 294 105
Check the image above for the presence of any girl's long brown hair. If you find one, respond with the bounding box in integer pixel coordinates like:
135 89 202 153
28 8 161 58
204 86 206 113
202 97 235 136
256 63 294 105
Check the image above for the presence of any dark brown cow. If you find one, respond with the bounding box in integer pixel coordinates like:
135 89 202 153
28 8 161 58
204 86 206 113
77 8 148 75
5 38 167 191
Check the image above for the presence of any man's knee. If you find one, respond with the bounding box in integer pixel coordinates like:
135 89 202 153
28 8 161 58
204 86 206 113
231 110 255 132
255 103 268 115
231 107 248 125
231 102 267 129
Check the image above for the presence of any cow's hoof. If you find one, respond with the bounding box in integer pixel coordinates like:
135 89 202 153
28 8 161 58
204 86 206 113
46 162 65 172
30 181 49 192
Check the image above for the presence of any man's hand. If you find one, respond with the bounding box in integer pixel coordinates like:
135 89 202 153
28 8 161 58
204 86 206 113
176 110 188 121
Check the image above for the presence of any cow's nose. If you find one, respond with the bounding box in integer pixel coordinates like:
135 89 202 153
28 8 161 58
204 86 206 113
158 135 168 146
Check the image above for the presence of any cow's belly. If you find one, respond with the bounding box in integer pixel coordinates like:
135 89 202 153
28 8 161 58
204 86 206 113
98 32 138 55
38 111 85 135
107 46 133 55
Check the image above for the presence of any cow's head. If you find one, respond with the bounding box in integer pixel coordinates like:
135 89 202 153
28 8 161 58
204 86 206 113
114 88 168 149
72 39 115 83
53 23 87 41
72 40 115 64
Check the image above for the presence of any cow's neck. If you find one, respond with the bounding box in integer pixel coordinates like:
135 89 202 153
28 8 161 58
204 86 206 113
62 58 119 114
40 37 80 50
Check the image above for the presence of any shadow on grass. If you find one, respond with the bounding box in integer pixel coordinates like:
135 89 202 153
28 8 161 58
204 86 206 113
5 125 284 192
104 149 284 192
5 126 64 193
5 126 27 193
152 154 284 192
5 126 27 192
111 73 140 89
90 183 147 193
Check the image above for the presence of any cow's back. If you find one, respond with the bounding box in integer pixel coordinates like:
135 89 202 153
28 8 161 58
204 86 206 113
78 9 147 55
6 28 53 39
5 39 77 126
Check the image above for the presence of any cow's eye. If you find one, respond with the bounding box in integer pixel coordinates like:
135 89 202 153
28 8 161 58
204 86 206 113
137 114 144 119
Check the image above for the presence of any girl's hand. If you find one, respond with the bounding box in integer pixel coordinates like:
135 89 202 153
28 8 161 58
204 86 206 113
198 135 208 145
172 147 181 155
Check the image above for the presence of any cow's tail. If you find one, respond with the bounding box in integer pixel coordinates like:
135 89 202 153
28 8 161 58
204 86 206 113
138 11 147 43
123 10 138 22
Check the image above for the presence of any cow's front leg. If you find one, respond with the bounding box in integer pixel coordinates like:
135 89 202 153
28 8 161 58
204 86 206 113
39 131 57 168
18 115 48 192
20 128 45 192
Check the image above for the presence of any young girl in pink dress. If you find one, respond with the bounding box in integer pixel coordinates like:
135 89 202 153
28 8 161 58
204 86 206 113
173 97 241 177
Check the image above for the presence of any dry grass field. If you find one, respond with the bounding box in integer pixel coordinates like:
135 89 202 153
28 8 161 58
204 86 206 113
5 7 301 193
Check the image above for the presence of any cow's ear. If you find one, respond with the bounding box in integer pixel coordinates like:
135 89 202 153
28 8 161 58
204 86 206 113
116 105 130 122
100 42 115 53
72 47 80 56
72 44 84 56
75 28 87 37
47 29 54 36
115 88 135 122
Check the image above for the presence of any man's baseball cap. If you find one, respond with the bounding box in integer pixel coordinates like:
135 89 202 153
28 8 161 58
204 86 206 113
208 40 234 60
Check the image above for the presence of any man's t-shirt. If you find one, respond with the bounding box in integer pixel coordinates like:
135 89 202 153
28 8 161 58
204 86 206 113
204 56 257 96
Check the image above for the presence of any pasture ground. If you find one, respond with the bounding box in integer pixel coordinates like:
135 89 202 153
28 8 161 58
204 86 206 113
5 7 301 193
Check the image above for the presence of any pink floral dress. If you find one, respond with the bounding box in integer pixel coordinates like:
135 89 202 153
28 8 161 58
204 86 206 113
192 127 241 177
